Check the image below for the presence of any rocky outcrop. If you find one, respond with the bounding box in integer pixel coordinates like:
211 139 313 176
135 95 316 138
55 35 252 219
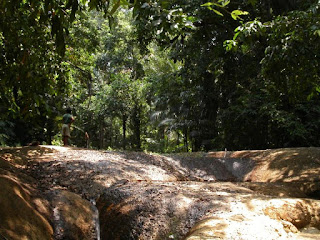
49 190 98 240
1 146 320 240
0 155 53 240
97 181 320 240
0 147 98 240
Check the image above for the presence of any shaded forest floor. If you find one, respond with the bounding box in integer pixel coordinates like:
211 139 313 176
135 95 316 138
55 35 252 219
1 146 320 239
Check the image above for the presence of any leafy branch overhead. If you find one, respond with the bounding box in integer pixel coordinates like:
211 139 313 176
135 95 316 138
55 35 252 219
201 0 249 20
1 0 320 151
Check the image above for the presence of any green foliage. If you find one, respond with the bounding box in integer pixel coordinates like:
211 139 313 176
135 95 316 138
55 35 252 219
0 121 15 146
1 0 320 151
131 0 320 150
0 0 121 146
65 10 150 150
202 0 249 20
218 1 320 149
0 0 69 145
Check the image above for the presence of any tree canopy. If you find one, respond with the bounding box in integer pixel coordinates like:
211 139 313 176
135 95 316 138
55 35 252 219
1 0 319 151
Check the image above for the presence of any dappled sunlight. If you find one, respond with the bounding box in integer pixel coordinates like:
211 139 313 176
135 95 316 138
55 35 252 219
0 176 53 240
185 196 320 240
263 148 320 182
50 190 98 239
13 185 28 202
177 195 193 207
183 217 228 240
2 146 320 239
139 165 175 181
0 175 32 201
214 191 232 197
207 149 266 160
0 145 57 166
184 213 290 240
242 197 320 238
96 181 237 239
209 147 320 183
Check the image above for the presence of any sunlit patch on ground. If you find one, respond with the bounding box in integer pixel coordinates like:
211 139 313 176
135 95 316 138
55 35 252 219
1 146 320 239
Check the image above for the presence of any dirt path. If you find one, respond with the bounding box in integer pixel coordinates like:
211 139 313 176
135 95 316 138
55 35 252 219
26 146 179 200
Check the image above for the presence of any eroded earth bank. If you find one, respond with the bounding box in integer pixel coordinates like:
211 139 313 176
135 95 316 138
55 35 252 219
1 146 320 239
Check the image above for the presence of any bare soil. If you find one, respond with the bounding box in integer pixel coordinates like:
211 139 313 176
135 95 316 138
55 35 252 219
0 146 320 239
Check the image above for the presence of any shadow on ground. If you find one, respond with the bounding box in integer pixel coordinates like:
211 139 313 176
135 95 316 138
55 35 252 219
1 146 320 240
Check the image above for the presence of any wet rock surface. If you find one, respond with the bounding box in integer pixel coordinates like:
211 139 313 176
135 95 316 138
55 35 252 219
0 146 320 239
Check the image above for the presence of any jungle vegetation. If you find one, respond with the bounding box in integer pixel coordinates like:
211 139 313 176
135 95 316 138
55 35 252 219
1 0 319 151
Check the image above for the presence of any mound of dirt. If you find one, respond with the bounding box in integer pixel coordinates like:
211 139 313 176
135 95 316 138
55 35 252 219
97 181 307 239
207 147 320 182
0 146 320 239
0 146 98 240
0 149 53 240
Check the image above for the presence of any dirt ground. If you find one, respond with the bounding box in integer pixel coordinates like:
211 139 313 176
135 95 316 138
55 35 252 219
0 146 320 239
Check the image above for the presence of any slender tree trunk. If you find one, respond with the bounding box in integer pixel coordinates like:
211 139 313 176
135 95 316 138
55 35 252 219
176 131 180 146
108 117 112 148
99 119 104 149
184 127 189 152
132 104 141 151
46 119 53 145
122 115 127 150
159 126 165 152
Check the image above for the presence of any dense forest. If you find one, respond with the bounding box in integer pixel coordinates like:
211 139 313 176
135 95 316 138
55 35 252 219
0 0 319 152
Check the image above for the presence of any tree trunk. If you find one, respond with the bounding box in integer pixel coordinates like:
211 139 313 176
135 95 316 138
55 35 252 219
184 128 189 152
99 119 104 149
122 115 127 150
132 105 141 151
46 119 53 145
159 126 165 152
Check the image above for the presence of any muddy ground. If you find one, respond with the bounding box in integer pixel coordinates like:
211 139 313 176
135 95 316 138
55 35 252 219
0 146 320 239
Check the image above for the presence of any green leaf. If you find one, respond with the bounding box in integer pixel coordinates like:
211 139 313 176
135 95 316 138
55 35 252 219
231 10 249 20
232 10 249 16
231 13 237 20
186 16 197 22
314 30 320 37
120 0 130 6
201 2 223 8
201 2 215 7
221 0 230 7
233 31 240 40
224 40 238 51
212 9 224 17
